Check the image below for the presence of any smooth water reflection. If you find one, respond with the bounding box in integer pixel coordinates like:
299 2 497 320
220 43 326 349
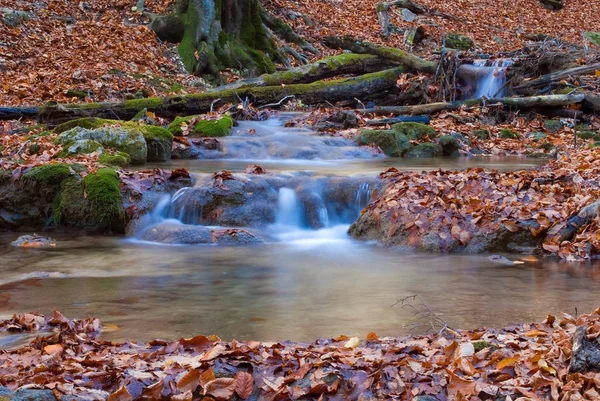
1 232 599 347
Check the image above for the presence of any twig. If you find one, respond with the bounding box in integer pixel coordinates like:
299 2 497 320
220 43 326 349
210 98 222 113
391 294 451 336
258 95 296 109
354 98 366 110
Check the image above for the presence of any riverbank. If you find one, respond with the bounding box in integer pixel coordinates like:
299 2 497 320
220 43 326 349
1 308 599 400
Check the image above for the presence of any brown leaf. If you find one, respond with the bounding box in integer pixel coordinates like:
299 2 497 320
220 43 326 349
140 380 164 401
204 378 236 400
366 332 379 341
107 386 133 401
199 368 216 387
235 372 254 399
43 344 63 355
177 369 200 393
170 391 192 401
179 335 214 352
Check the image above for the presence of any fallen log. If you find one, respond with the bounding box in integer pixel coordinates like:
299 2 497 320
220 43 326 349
365 115 431 126
513 63 600 92
258 4 319 55
209 54 396 92
323 36 437 73
0 68 406 123
584 93 600 112
356 93 586 116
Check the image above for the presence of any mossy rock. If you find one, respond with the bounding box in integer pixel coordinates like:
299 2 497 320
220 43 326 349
499 128 519 139
356 130 411 157
577 131 599 140
585 32 600 47
23 163 73 184
56 126 148 165
54 117 172 162
538 142 555 151
556 87 575 95
167 115 234 138
544 120 562 133
99 151 131 167
406 142 443 158
438 135 460 156
391 122 438 140
0 168 11 183
61 139 104 157
83 168 124 228
446 33 475 50
527 132 547 141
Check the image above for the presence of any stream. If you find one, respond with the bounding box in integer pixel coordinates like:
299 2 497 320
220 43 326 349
1 115 599 348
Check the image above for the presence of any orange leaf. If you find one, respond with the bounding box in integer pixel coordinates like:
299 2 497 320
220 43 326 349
107 386 132 401
366 331 379 341
525 329 547 337
235 372 254 399
497 356 520 370
199 368 216 387
43 344 63 355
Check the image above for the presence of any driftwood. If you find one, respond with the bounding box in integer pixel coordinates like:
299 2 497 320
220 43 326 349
0 68 406 123
210 54 396 92
513 63 600 91
323 36 437 73
356 93 586 116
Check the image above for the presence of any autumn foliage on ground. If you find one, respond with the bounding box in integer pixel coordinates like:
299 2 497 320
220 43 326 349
2 309 600 400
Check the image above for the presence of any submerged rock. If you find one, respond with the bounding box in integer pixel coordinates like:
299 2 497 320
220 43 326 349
11 234 56 248
140 222 265 245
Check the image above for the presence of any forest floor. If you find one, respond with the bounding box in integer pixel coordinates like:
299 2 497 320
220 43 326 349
1 309 600 400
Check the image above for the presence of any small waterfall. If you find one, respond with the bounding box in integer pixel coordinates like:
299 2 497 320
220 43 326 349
275 188 302 227
471 59 513 98
355 182 373 211
318 206 329 227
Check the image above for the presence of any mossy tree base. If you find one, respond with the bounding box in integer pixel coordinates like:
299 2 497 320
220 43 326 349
151 0 282 79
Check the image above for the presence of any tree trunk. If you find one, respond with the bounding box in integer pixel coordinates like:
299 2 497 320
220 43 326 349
2 68 406 123
150 0 283 79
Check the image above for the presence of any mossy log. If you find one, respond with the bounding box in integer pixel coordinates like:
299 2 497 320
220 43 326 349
357 93 586 116
513 63 600 92
211 54 397 91
1 68 406 122
323 36 436 73
257 3 318 54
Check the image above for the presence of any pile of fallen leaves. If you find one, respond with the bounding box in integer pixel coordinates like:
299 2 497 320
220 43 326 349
2 309 600 400
0 0 198 106
356 145 600 260
264 0 600 59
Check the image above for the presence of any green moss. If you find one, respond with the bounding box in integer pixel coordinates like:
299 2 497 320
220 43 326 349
556 87 575 95
392 122 438 140
123 97 164 112
499 128 518 139
446 33 475 50
472 341 492 352
99 151 131 167
438 135 460 155
539 142 555 151
528 132 547 141
167 115 234 137
356 129 411 157
577 131 599 140
83 168 124 227
544 120 562 133
407 142 443 157
24 163 72 184
470 129 490 140
53 178 83 224
585 31 600 47
0 168 10 182
66 89 88 98
54 117 105 134
55 117 172 142
28 143 41 155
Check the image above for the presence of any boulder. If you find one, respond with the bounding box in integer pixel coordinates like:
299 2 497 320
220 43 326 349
167 115 234 137
391 122 438 139
356 130 411 157
438 135 461 156
406 142 442 157
539 0 563 10
445 33 475 50
56 127 147 164
0 8 30 27
150 14 185 43
0 386 57 401
63 139 104 156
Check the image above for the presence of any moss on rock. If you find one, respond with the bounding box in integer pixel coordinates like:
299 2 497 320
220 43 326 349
586 32 600 47
499 128 519 139
446 33 475 50
438 135 460 156
392 122 438 140
577 131 599 140
469 129 490 140
356 129 411 157
406 142 443 157
544 120 562 133
167 115 234 137
83 168 124 227
99 151 131 167
24 163 72 184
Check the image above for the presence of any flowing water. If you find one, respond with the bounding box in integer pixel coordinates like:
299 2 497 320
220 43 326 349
471 59 513 98
1 115 595 349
